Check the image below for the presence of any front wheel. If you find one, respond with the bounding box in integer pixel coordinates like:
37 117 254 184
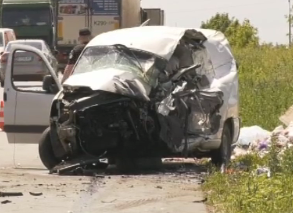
211 124 232 173
39 127 61 170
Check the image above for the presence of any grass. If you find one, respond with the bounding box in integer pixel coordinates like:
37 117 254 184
202 46 293 212
236 45 293 130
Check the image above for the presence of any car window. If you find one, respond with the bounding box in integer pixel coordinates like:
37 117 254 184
5 41 42 52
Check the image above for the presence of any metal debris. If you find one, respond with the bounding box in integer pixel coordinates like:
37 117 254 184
0 192 23 197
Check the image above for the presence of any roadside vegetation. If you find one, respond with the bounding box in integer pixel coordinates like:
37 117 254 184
200 13 293 213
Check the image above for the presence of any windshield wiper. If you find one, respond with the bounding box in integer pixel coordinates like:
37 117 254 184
113 44 144 73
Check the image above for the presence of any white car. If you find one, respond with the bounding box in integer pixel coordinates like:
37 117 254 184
3 26 240 172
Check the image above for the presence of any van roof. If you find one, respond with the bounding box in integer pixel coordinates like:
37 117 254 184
2 0 51 4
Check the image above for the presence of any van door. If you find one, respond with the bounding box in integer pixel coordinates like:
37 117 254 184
3 44 61 144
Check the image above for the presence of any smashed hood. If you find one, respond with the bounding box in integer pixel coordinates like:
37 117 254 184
63 68 151 101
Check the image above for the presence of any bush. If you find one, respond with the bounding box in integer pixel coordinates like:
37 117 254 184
235 45 293 130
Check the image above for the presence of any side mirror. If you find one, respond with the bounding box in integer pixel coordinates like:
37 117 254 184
236 62 239 69
170 64 201 81
43 75 58 93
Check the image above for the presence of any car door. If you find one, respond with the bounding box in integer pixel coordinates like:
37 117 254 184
3 44 62 144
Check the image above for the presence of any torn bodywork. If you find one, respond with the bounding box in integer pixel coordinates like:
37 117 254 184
48 27 234 167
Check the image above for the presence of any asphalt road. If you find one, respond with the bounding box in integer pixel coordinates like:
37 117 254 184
0 84 208 213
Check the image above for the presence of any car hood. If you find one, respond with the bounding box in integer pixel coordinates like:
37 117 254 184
63 68 151 101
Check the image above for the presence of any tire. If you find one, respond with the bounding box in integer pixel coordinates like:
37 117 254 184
39 127 61 170
211 124 232 172
0 80 4 87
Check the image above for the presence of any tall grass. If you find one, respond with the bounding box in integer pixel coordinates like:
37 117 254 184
235 46 293 130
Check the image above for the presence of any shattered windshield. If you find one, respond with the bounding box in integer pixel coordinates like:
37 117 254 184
72 45 156 79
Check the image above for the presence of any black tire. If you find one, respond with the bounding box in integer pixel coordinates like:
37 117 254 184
0 80 4 87
39 127 60 170
211 124 232 172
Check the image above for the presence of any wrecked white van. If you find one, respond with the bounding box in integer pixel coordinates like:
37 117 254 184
3 26 240 172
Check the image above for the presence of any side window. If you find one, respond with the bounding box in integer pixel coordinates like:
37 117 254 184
11 50 58 94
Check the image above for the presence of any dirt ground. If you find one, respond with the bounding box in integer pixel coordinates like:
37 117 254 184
0 135 208 213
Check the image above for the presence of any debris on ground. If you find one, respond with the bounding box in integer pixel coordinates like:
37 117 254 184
29 192 43 196
0 192 23 197
1 200 11 204
232 122 293 159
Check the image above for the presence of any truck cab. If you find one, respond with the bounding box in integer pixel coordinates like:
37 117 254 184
3 44 61 144
1 0 56 49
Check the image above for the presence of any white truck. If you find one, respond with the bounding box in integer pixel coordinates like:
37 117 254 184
56 0 143 69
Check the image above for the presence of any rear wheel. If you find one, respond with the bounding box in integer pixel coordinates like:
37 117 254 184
211 124 232 173
39 127 61 170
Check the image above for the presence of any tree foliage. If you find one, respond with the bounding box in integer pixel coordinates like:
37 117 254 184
201 13 259 48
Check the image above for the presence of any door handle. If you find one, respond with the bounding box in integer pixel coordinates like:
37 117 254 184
3 92 7 101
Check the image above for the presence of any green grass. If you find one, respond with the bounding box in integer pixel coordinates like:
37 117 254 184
202 46 293 212
236 46 293 130
203 140 293 213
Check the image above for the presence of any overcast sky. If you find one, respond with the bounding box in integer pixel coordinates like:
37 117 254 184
141 0 289 44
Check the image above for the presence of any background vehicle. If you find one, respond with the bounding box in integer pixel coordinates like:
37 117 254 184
1 0 56 49
0 39 58 86
0 0 165 71
2 27 240 172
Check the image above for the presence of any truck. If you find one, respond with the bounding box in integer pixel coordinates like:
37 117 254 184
143 8 165 26
0 0 57 50
0 0 146 70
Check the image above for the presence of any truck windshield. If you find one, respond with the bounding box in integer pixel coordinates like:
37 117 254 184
2 8 51 27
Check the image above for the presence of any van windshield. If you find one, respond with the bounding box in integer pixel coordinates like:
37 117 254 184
2 8 51 27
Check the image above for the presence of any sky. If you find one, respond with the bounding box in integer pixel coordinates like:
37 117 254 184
141 0 289 44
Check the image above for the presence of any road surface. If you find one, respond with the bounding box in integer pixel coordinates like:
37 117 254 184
0 85 208 213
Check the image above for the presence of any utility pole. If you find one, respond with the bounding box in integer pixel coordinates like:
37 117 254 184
289 0 292 47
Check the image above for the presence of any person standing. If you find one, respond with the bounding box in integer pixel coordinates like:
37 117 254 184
61 28 92 83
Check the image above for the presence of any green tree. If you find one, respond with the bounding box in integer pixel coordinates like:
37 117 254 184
201 13 259 48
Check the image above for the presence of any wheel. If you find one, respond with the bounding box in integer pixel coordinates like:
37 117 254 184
211 124 232 172
0 80 4 87
39 127 61 170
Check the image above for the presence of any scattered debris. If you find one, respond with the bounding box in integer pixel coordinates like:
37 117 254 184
29 192 43 196
232 123 293 159
255 167 271 178
156 186 163 189
193 197 207 203
0 191 23 197
1 200 11 204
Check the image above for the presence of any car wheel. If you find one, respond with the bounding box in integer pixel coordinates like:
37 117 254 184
39 127 61 170
0 79 4 87
211 124 232 173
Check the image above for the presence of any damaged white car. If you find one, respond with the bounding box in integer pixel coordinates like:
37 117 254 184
3 26 240 172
